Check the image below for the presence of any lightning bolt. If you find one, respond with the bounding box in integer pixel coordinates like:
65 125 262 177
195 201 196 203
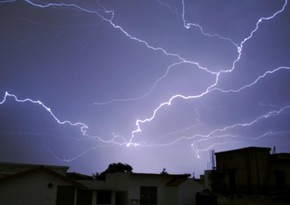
1 92 88 132
0 0 289 161
0 92 131 147
137 101 290 148
127 0 289 147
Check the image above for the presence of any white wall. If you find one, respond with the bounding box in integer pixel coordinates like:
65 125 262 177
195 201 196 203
105 173 172 205
92 173 203 205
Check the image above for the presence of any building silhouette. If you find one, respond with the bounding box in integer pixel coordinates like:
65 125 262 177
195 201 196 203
0 162 203 205
209 147 290 195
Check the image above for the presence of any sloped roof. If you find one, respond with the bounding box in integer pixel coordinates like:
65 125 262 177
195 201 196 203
67 172 93 180
0 161 69 170
0 161 69 176
0 166 84 187
166 175 189 187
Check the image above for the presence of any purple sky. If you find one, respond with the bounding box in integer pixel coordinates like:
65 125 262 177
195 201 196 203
0 0 290 177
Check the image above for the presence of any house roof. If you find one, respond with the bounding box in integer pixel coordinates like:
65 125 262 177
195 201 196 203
131 172 190 177
131 173 191 187
0 166 84 187
104 172 190 178
0 161 69 170
80 172 191 190
67 172 94 180
166 175 189 187
215 146 271 155
0 161 69 176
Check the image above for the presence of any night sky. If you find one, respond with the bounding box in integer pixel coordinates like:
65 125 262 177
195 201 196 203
1 0 290 177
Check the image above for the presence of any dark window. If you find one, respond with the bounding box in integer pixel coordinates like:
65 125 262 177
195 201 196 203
56 186 75 205
77 189 92 205
116 191 127 205
97 190 112 204
140 186 157 205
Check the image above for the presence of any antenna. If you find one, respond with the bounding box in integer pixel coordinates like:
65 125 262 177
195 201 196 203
272 146 276 154
209 149 216 170
212 149 216 170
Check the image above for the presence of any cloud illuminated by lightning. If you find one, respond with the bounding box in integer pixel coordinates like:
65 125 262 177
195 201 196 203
127 0 289 147
0 0 289 161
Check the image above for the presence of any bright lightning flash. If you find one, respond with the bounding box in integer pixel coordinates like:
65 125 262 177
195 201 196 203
0 0 289 162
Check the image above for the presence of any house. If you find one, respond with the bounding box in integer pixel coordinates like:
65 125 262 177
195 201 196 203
0 162 203 205
0 163 83 205
78 172 203 205
208 147 290 195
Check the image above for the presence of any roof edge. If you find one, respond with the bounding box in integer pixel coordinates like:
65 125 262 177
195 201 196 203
215 146 271 155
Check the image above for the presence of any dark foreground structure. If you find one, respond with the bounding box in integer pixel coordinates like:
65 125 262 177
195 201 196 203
203 147 290 205
0 162 203 205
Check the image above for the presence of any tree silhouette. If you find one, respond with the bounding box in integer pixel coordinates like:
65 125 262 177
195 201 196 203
161 168 168 175
97 162 133 180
